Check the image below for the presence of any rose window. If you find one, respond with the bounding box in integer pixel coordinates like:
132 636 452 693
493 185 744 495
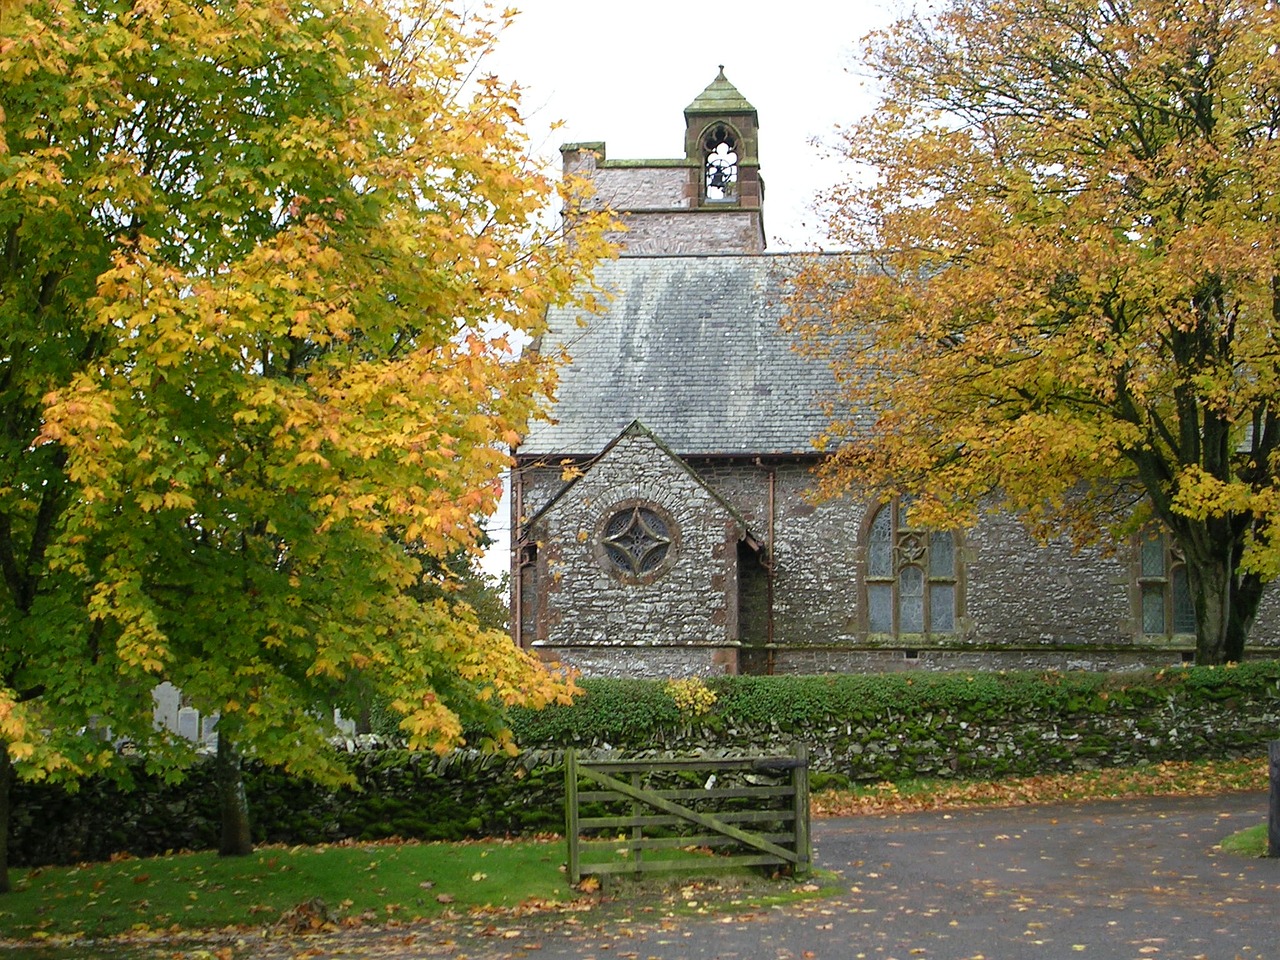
601 506 672 576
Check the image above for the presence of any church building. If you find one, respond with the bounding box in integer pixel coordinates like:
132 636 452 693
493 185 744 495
510 70 1280 677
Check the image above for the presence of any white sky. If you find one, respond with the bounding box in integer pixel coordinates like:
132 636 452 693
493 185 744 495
483 0 899 250
476 0 901 578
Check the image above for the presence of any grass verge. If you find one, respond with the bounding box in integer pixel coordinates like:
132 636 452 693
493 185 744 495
0 837 572 942
0 838 828 946
1220 823 1271 858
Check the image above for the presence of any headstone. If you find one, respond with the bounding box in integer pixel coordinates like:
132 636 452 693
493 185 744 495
177 706 200 742
334 709 357 737
152 682 181 733
201 713 220 746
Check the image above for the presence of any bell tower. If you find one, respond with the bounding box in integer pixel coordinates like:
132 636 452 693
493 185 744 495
560 68 766 255
684 66 763 217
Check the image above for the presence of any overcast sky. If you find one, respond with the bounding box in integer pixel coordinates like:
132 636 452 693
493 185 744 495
477 1 902 576
484 0 900 249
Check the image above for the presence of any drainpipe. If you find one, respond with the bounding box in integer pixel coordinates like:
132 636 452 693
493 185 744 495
511 466 524 649
766 464 776 674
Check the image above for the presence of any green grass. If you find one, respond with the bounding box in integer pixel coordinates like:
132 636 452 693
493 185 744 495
1220 823 1271 858
0 838 572 941
0 837 828 946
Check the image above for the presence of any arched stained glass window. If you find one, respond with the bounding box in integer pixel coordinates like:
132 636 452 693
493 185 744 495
1138 530 1195 635
866 501 959 636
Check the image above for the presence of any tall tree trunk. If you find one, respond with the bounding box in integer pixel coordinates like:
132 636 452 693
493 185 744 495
1225 567 1263 664
0 741 12 894
215 731 253 857
1190 557 1231 665
1185 545 1263 665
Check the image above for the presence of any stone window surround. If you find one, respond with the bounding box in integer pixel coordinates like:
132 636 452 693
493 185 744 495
699 121 742 205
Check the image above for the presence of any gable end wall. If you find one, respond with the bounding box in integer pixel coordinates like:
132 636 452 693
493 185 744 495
523 433 743 678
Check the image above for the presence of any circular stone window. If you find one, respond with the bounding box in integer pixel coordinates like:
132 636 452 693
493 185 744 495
596 502 678 582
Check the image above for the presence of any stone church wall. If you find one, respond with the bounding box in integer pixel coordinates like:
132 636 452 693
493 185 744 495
561 148 692 210
685 460 1280 673
515 464 569 519
560 144 764 255
616 210 766 256
519 451 1280 675
592 166 692 210
963 513 1132 650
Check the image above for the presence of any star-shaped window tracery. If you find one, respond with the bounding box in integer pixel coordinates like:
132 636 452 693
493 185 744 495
601 506 672 576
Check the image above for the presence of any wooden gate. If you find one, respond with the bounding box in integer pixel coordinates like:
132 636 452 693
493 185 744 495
564 745 810 883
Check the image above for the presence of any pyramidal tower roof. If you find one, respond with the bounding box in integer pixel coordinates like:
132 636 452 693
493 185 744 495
684 66 757 118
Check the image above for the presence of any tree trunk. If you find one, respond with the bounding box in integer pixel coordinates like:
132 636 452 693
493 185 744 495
1184 545 1263 665
215 731 253 857
1226 568 1263 664
0 741 12 894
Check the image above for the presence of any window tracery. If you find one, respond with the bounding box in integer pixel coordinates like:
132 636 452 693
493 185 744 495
866 500 958 635
598 504 675 580
1138 530 1195 635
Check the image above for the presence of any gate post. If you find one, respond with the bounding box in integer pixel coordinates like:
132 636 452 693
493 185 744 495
792 742 811 876
565 749 581 882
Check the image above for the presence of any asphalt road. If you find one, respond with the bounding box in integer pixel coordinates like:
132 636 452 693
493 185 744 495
204 792 1280 960
469 793 1278 960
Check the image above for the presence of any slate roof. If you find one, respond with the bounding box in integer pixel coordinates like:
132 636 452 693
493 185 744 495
519 254 854 458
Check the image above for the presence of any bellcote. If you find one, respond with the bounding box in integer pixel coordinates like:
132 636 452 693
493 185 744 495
684 67 761 207
561 68 766 254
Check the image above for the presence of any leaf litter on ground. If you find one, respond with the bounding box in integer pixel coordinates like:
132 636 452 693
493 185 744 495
812 757 1268 817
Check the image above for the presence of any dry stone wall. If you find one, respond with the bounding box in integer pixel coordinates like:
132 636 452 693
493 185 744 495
12 668 1279 867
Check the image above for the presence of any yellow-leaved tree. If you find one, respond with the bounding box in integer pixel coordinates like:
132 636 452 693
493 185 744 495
0 0 612 889
789 0 1280 667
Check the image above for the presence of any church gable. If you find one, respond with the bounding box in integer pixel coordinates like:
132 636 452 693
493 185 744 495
516 422 758 677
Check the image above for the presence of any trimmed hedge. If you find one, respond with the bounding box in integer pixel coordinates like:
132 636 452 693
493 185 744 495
9 663 1280 866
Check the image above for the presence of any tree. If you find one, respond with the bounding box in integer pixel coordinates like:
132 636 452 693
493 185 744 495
788 0 1280 665
0 0 611 887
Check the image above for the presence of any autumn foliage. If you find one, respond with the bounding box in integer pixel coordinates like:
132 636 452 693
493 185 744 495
0 0 611 888
789 0 1280 664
